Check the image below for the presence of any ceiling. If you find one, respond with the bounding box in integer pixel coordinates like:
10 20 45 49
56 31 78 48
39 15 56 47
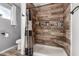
15 3 49 8
13 3 49 8
14 3 21 8
33 3 49 7
10 3 50 8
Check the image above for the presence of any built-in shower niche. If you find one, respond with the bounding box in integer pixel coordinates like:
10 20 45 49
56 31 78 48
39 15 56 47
35 19 64 32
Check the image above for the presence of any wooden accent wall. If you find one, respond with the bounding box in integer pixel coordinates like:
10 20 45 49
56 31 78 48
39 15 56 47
33 3 70 55
27 3 70 56
63 4 70 56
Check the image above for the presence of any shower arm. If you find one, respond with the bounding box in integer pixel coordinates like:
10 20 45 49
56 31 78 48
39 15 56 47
71 6 79 15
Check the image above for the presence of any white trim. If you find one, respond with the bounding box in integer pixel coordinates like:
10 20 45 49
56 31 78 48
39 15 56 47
70 4 72 56
11 5 17 25
0 45 17 54
21 3 26 55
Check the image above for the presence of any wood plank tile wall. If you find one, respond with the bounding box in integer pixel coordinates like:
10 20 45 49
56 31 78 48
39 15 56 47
27 3 70 56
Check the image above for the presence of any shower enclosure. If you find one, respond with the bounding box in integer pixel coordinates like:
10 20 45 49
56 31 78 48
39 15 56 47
25 3 71 56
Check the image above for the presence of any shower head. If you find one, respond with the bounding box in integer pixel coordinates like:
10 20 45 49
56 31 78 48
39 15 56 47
71 6 79 15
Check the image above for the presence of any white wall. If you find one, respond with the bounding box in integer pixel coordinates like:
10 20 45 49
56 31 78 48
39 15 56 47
0 5 21 52
72 3 79 56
